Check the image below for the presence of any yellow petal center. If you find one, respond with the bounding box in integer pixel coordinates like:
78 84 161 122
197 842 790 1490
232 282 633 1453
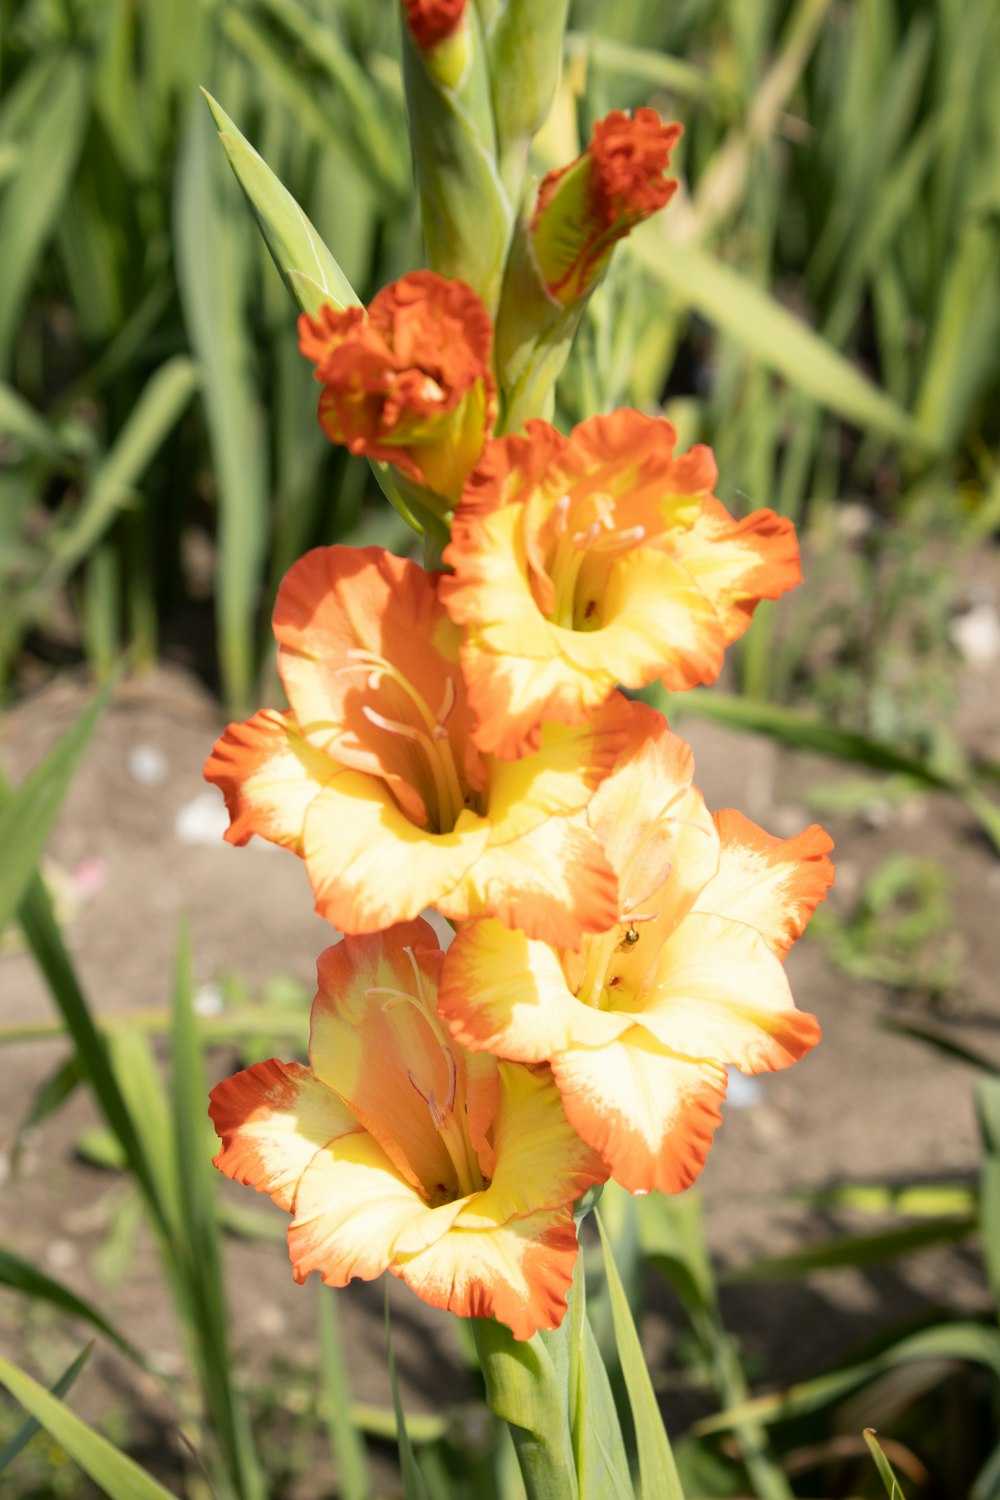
542 490 646 631
343 649 476 833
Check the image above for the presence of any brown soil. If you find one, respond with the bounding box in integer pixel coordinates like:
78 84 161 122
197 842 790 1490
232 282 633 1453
1 652 999 1496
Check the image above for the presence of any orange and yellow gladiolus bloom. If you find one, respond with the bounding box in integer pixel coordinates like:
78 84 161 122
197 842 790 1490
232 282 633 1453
204 545 632 946
530 108 682 307
299 271 495 505
440 411 802 757
211 922 606 1339
438 706 833 1196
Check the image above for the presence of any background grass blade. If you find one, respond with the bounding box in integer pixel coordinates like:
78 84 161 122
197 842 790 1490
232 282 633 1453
0 54 89 373
720 1216 977 1281
0 1352 177 1500
662 688 1000 853
15 866 166 1233
0 667 120 934
0 1343 93 1474
169 921 266 1500
864 1428 907 1498
629 233 928 448
595 1209 684 1500
175 102 269 715
318 1286 372 1500
385 1292 432 1500
46 357 199 577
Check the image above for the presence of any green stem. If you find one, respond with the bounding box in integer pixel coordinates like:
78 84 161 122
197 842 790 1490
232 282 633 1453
473 1315 578 1500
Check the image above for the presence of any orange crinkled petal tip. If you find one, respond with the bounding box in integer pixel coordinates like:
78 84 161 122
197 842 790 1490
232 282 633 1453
440 410 801 759
297 271 495 504
210 923 606 1340
589 108 684 222
439 703 830 1197
530 109 682 304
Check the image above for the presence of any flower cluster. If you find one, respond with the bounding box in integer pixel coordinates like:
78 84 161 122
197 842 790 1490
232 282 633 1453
207 109 833 1342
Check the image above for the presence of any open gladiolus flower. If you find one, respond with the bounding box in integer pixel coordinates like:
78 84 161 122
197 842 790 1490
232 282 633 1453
205 545 631 946
402 0 467 52
210 923 606 1339
298 271 495 505
439 706 833 1196
441 411 801 757
530 108 682 306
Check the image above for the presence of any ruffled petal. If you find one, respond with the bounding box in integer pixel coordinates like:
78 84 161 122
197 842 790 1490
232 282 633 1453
302 774 491 933
209 1059 358 1212
551 1033 726 1195
440 921 632 1061
274 546 475 824
693 811 835 958
593 546 724 691
586 703 719 924
638 912 820 1072
287 1131 465 1287
484 693 632 840
442 811 619 946
671 495 802 645
394 1204 579 1340
467 1061 608 1227
204 709 336 852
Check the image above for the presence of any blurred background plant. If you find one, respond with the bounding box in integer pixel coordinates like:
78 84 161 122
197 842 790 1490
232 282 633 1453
2 0 1000 1496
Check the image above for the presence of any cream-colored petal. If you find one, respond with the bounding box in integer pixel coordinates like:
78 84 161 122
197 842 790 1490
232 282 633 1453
552 1031 727 1195
393 1205 579 1341
204 709 336 853
440 921 631 1061
639 912 820 1073
693 811 834 958
302 774 490 933
209 1059 358 1213
287 1131 464 1286
442 810 619 947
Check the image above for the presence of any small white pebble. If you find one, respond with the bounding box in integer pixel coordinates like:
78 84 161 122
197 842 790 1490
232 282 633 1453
835 502 874 541
175 791 230 845
193 983 224 1017
45 1239 78 1271
127 745 168 786
950 603 1000 667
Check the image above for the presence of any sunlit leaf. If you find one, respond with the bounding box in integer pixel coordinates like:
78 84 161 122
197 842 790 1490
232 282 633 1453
596 1210 683 1500
0 1352 175 1499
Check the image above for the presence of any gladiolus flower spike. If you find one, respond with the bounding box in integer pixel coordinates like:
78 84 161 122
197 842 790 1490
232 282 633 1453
210 922 607 1340
441 410 801 759
439 705 834 1197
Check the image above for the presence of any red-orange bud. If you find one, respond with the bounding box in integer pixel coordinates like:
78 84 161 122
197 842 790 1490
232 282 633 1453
298 271 496 506
402 0 466 50
531 108 682 305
